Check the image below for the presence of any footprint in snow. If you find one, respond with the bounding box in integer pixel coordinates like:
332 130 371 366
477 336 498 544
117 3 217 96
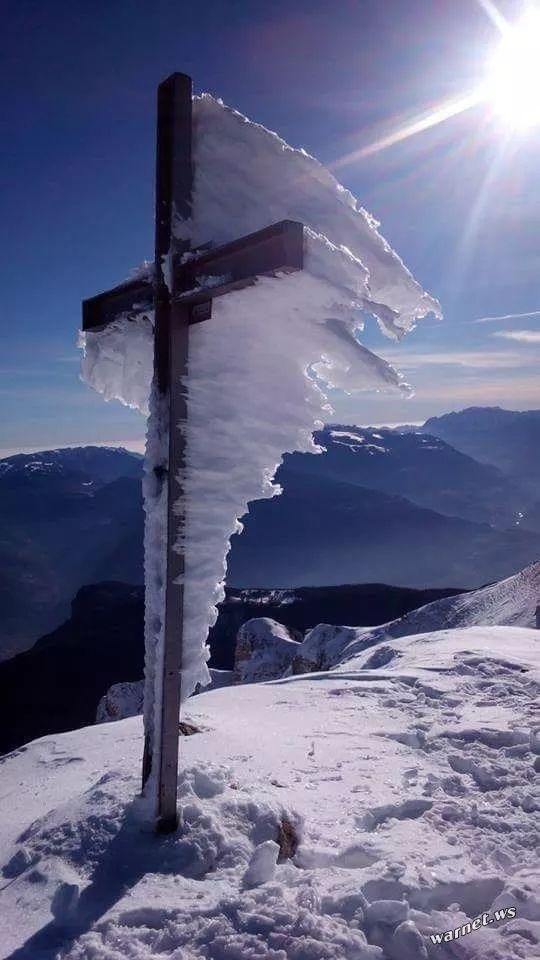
359 797 433 832
402 767 419 787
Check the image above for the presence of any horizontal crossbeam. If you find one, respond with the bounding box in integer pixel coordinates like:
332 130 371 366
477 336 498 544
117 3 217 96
82 220 304 332
176 219 304 308
82 277 153 332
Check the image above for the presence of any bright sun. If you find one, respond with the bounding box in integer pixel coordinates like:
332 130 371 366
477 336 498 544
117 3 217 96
485 7 540 129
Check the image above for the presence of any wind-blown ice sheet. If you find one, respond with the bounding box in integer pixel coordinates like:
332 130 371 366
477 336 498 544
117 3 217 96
183 94 441 337
178 269 410 704
80 94 441 745
79 314 154 415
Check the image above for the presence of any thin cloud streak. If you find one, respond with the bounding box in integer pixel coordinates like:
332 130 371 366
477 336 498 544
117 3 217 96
411 374 540 403
493 329 540 343
472 309 540 323
381 349 537 370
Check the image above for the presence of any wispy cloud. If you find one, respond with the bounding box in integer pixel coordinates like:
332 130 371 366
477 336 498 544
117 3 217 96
492 329 540 344
413 374 540 403
0 366 78 377
381 349 534 370
472 309 540 324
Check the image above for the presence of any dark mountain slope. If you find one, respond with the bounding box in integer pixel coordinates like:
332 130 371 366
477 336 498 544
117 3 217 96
0 582 144 755
226 471 540 589
287 424 522 527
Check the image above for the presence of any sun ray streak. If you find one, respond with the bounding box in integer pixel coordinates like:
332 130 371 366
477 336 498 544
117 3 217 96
332 92 482 169
332 1 539 172
475 0 509 34
446 133 512 306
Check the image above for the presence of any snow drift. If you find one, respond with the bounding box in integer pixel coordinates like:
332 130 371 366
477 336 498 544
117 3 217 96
1 624 538 959
80 92 440 740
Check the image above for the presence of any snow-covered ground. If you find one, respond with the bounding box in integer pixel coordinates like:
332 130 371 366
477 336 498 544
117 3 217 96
1 625 538 959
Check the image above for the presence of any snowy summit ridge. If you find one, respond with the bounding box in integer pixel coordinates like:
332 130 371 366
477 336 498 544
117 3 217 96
80 93 440 708
302 561 540 671
1 622 538 959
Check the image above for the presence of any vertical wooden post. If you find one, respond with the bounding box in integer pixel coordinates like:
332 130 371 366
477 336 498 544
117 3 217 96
142 73 193 833
156 300 190 833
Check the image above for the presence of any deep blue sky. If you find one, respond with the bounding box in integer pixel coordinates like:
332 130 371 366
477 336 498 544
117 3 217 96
1 0 539 455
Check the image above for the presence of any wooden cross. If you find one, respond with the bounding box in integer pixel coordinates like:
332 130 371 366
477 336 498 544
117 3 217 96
82 73 305 833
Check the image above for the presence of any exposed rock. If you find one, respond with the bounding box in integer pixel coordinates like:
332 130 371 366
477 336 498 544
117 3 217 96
276 813 299 862
290 653 318 675
233 618 302 683
96 680 144 723
178 721 200 737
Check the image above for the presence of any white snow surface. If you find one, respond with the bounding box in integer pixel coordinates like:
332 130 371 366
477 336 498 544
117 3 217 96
80 93 440 734
1 624 538 959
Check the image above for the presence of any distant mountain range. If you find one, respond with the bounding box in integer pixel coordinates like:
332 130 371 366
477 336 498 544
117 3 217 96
423 406 540 489
1 407 539 660
227 467 539 589
0 447 144 660
227 412 540 588
289 425 523 527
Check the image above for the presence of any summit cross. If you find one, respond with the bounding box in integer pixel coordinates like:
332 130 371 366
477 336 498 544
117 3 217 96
82 73 305 833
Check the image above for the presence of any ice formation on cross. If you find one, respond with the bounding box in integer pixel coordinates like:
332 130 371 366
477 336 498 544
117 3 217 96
80 93 440 711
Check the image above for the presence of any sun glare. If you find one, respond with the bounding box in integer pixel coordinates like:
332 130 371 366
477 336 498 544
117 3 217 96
331 1 540 169
484 7 540 129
